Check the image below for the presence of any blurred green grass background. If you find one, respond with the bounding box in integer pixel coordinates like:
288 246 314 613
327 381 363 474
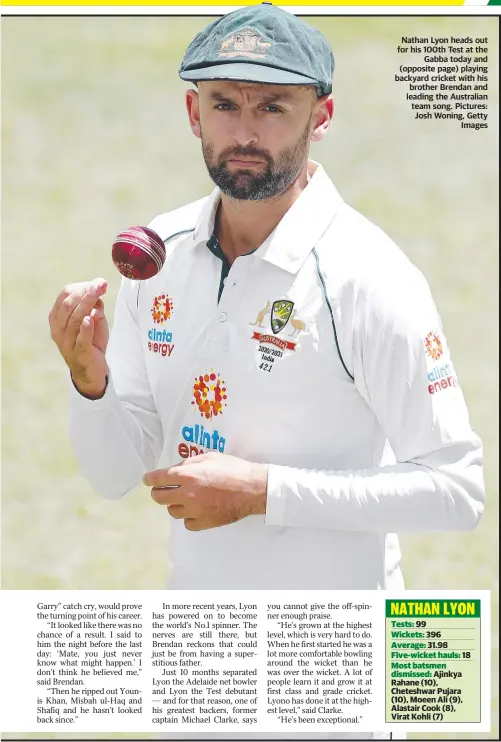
1 15 498 740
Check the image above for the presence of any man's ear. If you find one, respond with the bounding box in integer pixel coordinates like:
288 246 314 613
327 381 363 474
311 95 334 143
186 89 201 139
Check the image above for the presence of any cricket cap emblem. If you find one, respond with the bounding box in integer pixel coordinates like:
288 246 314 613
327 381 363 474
218 28 272 59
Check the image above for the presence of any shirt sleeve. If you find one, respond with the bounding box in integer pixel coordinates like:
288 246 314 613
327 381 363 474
69 278 163 499
265 263 485 532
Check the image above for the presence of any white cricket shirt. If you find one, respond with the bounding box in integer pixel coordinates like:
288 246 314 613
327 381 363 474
69 162 484 590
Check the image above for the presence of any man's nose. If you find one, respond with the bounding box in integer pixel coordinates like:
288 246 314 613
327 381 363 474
232 111 259 148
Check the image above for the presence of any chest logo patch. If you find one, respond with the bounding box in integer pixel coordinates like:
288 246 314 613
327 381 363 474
147 293 175 357
178 369 228 459
151 293 173 324
249 299 306 372
271 300 293 334
191 370 228 419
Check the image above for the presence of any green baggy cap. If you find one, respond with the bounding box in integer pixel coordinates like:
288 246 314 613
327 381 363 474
179 3 334 97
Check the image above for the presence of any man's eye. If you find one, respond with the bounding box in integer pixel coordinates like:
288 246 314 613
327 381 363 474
263 104 283 113
215 103 234 111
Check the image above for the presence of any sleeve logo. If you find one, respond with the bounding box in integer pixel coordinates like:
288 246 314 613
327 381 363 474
424 331 443 361
424 331 459 395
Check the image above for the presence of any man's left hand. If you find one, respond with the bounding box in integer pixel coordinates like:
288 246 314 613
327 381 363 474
143 453 268 531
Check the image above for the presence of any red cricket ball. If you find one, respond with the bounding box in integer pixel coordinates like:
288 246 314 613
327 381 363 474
112 226 166 280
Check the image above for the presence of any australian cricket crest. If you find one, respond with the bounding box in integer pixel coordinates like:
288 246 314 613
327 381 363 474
271 300 294 334
218 28 272 59
249 298 305 374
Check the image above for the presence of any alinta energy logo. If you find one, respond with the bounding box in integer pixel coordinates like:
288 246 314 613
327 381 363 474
147 293 175 358
192 370 228 419
424 331 443 362
177 370 228 459
151 294 173 324
424 331 458 395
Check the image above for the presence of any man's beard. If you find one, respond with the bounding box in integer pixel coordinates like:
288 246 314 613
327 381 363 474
201 121 311 201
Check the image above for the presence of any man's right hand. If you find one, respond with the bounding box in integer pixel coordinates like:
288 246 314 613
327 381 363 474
49 277 109 399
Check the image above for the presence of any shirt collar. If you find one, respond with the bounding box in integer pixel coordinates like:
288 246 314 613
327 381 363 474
192 161 343 274
258 162 343 274
191 188 221 246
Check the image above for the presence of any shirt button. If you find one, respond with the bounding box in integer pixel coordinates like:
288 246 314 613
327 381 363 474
219 312 227 322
